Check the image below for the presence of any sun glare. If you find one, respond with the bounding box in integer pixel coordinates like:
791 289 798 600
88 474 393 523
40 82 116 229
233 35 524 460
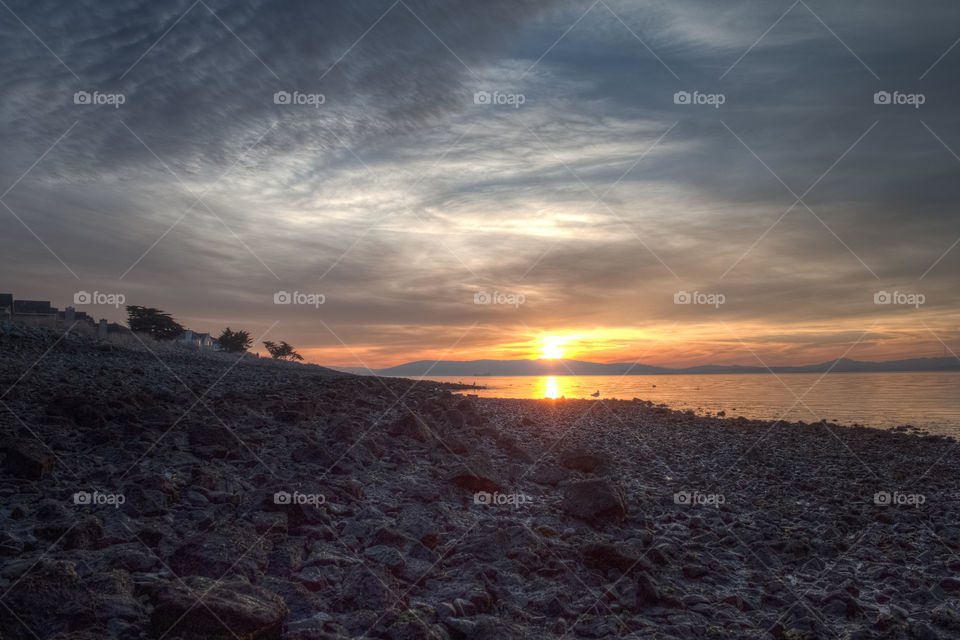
540 335 567 360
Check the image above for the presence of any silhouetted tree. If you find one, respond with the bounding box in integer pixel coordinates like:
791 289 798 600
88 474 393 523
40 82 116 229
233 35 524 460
217 327 252 353
263 340 303 361
126 306 184 340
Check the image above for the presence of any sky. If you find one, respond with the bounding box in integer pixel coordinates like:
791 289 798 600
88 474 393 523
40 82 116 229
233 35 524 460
2 0 959 369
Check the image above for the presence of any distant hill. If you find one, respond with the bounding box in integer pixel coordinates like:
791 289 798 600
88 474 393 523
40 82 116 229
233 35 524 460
346 356 960 377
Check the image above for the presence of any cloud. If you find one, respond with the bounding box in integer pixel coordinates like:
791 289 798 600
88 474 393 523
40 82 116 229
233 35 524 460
2 0 959 366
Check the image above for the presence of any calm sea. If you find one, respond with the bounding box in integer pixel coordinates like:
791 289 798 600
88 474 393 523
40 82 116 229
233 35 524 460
413 372 960 436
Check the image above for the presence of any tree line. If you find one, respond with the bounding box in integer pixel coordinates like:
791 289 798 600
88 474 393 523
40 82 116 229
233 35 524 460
125 306 302 361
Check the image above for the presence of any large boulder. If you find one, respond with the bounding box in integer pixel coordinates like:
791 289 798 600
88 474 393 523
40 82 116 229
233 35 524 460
0 559 95 640
559 446 607 473
388 412 433 442
150 576 288 639
3 439 54 479
445 459 502 494
580 542 652 575
561 478 628 524
169 523 270 580
267 396 318 425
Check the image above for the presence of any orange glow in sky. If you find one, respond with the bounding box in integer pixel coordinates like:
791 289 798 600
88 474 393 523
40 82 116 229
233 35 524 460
294 316 958 370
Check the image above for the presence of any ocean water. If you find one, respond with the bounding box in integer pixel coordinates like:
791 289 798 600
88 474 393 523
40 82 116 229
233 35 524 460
413 372 960 436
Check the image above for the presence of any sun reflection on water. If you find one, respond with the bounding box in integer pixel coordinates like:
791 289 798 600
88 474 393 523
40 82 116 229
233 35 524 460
540 376 576 399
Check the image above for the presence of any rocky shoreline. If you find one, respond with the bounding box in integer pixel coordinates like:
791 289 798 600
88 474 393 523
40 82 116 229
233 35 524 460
2 324 960 639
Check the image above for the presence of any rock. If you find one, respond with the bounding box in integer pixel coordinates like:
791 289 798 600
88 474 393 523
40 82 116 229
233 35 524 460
446 460 502 494
0 530 26 555
721 594 754 612
560 447 605 473
0 559 96 640
445 615 531 639
455 398 476 414
269 397 317 424
169 524 270 580
294 565 332 591
387 614 446 640
341 568 398 610
3 439 54 479
267 537 306 576
290 442 331 464
581 542 649 574
682 564 709 579
444 409 467 430
561 478 628 524
820 590 862 618
634 573 661 608
453 597 477 616
86 569 145 627
150 576 288 639
120 485 168 517
148 384 177 401
388 412 433 442
940 577 960 592
370 526 416 548
48 395 106 428
365 545 406 576
908 622 940 640
493 433 534 462
527 464 571 487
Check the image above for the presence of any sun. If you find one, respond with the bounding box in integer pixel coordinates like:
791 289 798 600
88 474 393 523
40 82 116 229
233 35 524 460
540 336 567 360
542 344 564 359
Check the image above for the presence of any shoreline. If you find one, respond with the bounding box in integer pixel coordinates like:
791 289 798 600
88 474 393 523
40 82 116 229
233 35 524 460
1 325 959 639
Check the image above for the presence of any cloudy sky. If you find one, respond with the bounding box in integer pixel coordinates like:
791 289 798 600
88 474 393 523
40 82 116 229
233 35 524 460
2 0 959 368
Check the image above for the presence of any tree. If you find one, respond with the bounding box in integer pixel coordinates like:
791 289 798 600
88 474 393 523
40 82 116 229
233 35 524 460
126 306 184 340
263 340 303 361
217 327 252 353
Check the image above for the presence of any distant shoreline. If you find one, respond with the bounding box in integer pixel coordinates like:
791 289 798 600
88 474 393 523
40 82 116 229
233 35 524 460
378 369 960 377
345 355 960 378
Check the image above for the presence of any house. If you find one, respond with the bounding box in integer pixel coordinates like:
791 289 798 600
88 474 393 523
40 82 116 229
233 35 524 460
3 294 93 329
13 299 55 316
11 299 58 327
0 293 12 318
59 307 92 325
178 329 218 350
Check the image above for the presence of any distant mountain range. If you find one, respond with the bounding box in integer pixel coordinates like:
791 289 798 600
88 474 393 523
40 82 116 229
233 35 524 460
334 356 960 377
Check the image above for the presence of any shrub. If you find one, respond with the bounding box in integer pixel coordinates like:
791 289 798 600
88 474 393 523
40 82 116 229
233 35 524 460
263 340 303 361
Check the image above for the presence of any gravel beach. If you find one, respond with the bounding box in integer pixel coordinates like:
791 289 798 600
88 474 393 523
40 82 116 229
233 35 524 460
2 323 959 639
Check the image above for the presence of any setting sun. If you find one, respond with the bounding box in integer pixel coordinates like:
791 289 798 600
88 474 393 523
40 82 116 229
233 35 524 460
540 336 568 360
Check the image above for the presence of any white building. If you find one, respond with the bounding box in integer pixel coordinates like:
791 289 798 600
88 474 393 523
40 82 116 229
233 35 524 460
178 329 218 350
